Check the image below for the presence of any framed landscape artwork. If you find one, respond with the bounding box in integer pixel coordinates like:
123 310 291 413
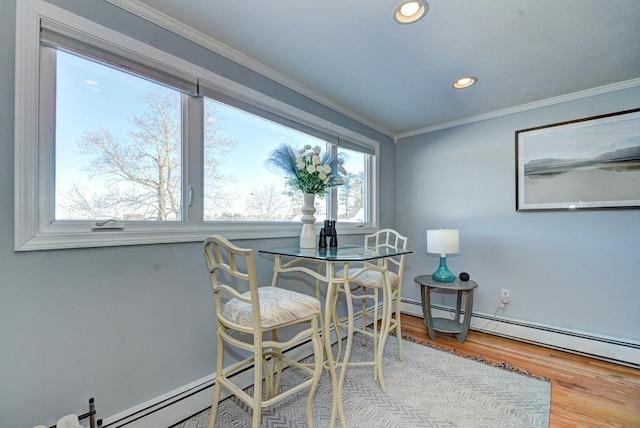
516 108 640 211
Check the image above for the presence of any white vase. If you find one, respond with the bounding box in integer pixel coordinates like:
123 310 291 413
299 192 317 248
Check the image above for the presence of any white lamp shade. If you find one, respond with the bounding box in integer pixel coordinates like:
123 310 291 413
426 229 459 255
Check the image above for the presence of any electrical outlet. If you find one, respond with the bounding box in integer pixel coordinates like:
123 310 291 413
501 289 510 304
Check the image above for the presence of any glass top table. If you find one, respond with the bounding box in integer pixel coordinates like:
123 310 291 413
259 244 411 261
259 244 412 427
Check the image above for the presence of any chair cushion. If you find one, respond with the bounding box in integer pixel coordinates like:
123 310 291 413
337 268 399 289
222 287 321 328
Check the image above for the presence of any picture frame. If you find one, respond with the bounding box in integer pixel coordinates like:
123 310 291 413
515 108 640 211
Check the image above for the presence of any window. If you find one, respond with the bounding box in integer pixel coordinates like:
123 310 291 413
201 98 370 223
15 1 378 250
51 50 185 222
337 147 367 222
202 98 323 222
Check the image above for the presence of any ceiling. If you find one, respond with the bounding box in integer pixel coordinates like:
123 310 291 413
113 0 640 138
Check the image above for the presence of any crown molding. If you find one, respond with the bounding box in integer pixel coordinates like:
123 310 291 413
76 2 640 142
397 78 640 140
104 0 393 139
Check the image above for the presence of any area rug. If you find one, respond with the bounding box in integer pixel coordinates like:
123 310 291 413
175 335 551 427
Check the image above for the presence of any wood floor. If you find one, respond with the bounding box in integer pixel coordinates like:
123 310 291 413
398 314 640 428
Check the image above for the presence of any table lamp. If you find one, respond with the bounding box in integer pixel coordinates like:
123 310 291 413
426 228 459 282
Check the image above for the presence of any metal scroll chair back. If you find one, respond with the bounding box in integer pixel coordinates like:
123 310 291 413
365 228 409 284
359 229 409 359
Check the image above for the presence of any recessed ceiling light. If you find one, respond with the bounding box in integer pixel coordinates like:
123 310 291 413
394 1 428 24
453 76 477 89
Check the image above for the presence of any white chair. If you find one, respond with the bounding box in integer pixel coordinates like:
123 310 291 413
204 235 323 428
334 229 409 386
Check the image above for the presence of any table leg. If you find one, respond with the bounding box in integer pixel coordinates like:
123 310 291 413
455 291 463 323
420 285 436 340
336 279 355 428
323 281 346 428
458 289 474 343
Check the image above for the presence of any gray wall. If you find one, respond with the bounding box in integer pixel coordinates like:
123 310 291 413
0 1 395 426
396 87 640 342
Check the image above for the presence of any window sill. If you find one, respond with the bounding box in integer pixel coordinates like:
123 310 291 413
15 222 377 251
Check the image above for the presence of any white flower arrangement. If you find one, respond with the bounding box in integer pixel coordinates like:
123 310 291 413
266 144 347 196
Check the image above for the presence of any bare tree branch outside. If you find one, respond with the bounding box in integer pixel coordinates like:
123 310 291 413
58 90 237 221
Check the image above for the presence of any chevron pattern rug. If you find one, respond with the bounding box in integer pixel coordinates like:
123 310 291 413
176 335 550 427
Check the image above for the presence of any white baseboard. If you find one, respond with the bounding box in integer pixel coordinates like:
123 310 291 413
102 301 640 427
399 298 640 367
102 328 341 428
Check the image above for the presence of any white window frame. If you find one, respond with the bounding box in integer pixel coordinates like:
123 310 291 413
14 0 379 251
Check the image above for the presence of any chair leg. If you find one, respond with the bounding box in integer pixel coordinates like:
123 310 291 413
271 329 283 397
208 380 222 428
263 355 274 400
252 349 263 428
360 296 367 346
374 276 394 393
208 334 225 428
262 334 274 400
372 288 379 382
394 289 404 360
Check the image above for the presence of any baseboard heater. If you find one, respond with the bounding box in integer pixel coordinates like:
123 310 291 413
399 298 640 368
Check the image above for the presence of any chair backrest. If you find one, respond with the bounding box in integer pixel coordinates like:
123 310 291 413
204 234 261 332
364 229 409 278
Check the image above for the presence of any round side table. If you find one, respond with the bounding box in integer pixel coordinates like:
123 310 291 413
414 275 478 343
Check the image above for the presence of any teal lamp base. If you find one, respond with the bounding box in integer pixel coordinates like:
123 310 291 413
432 256 455 282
